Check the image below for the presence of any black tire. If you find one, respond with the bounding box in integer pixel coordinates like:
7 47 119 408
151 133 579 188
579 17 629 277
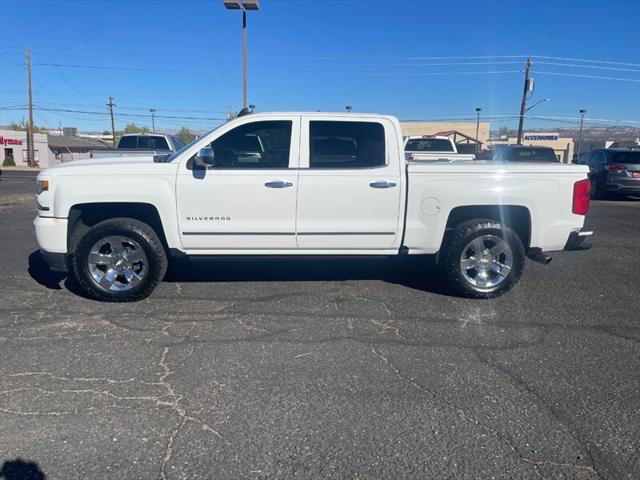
441 218 525 299
71 218 167 302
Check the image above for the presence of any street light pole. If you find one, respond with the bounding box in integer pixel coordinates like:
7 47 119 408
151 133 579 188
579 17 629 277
150 108 156 133
577 109 587 162
475 107 482 155
224 1 260 110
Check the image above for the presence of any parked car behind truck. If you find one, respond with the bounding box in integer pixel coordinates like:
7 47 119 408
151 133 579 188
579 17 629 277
577 148 640 198
90 133 185 159
34 112 592 302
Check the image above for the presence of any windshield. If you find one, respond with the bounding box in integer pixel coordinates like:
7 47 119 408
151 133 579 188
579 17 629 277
611 151 640 164
166 124 223 162
405 138 454 152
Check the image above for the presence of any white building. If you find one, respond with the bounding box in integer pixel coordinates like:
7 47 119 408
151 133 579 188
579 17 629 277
0 129 58 168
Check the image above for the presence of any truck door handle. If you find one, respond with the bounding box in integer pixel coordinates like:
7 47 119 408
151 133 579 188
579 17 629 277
369 181 397 189
265 180 293 188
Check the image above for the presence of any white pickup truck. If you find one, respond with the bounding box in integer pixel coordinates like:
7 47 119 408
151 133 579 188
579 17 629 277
90 133 185 159
34 112 593 302
404 135 476 162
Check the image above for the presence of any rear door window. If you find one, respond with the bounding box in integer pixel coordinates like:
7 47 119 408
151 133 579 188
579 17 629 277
309 121 385 168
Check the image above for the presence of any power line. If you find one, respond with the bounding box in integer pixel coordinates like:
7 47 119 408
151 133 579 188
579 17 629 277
532 55 640 67
535 71 640 82
535 61 640 73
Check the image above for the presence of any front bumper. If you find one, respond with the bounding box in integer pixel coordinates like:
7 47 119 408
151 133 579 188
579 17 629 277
563 229 593 251
33 215 67 254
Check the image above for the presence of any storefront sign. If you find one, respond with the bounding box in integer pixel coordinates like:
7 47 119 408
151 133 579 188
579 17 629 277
523 134 559 141
0 136 24 146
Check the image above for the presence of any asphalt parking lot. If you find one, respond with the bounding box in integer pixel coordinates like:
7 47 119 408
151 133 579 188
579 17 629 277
1 170 638 480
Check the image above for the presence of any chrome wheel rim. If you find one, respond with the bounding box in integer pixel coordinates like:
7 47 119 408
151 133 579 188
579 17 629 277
460 235 513 291
87 235 148 292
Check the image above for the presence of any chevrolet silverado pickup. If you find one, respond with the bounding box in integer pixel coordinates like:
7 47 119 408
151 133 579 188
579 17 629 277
34 112 593 302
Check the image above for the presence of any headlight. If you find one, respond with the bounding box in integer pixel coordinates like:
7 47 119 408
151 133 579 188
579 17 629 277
36 179 49 195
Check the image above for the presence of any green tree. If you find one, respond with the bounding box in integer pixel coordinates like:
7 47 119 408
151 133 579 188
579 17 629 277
121 123 150 134
7 118 46 133
176 127 195 144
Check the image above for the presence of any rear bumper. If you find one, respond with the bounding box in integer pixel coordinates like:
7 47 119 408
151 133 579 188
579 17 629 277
563 229 593 251
606 183 640 194
41 250 69 272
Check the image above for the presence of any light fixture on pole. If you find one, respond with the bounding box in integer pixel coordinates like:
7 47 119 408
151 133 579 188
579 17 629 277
475 107 482 155
525 98 550 112
149 108 156 133
223 0 260 110
576 108 587 163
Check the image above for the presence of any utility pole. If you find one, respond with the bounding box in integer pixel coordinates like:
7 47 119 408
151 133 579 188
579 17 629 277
475 107 482 155
150 108 156 133
107 96 116 146
576 108 587 163
26 48 36 167
516 57 533 145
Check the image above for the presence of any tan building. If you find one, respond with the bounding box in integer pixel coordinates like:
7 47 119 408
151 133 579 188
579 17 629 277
401 121 491 149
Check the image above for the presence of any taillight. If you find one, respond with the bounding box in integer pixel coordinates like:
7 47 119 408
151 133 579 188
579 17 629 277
572 179 591 215
605 165 627 174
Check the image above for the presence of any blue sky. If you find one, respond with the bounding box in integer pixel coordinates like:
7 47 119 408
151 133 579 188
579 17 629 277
1 0 639 133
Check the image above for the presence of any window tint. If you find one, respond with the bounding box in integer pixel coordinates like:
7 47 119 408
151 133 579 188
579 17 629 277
611 151 640 164
309 121 385 168
150 136 169 150
503 147 558 162
117 136 137 149
138 136 150 149
209 120 292 169
405 138 454 152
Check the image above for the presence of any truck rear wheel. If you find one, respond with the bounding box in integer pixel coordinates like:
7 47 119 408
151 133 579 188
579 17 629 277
71 218 167 302
441 219 525 298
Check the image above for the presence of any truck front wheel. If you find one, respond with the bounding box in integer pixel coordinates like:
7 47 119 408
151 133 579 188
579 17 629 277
71 218 167 302
441 219 525 298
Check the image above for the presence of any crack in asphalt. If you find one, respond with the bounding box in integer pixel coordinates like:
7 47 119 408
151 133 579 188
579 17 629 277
369 344 601 480
472 348 604 480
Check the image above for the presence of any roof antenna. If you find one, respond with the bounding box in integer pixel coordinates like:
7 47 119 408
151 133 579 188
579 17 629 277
237 104 255 117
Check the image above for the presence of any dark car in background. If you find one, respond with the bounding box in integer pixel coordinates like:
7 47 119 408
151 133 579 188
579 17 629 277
576 148 640 198
492 145 559 163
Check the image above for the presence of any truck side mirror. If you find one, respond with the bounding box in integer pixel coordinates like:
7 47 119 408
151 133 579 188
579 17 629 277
193 147 215 169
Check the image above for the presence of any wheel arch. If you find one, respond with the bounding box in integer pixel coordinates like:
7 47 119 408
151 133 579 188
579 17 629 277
67 202 169 252
442 205 532 250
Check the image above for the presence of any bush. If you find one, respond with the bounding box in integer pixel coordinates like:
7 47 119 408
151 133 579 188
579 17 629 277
2 154 16 167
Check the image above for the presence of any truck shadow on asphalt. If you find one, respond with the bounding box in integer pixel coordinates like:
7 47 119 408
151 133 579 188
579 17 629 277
0 458 46 480
27 251 451 298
